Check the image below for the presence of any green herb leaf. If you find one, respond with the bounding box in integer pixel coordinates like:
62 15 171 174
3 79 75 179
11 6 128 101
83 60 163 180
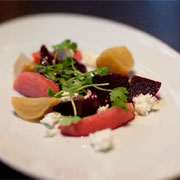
61 116 72 126
91 67 108 76
110 87 129 111
52 40 70 50
35 63 63 82
63 57 75 68
54 91 64 98
35 56 110 101
110 87 129 101
61 116 81 126
72 116 81 124
48 88 56 97
52 40 78 54
69 42 77 53
112 99 128 111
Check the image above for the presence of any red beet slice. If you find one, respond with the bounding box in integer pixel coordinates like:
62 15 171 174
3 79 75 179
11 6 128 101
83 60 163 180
128 75 161 101
74 59 87 73
53 95 100 117
93 73 129 89
93 73 129 105
39 45 54 66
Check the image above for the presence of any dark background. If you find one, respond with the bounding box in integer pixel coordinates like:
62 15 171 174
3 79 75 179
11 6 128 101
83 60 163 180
0 1 180 179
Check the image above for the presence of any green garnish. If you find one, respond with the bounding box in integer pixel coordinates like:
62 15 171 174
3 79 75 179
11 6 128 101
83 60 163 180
71 99 77 116
110 87 129 111
35 63 63 82
48 88 56 97
52 39 77 54
61 116 81 126
61 67 108 95
35 57 75 82
37 57 109 98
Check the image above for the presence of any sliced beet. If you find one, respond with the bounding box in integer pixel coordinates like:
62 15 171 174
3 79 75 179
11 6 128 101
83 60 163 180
93 73 129 89
61 103 135 137
96 91 111 106
93 74 129 105
39 45 54 66
74 59 87 73
53 95 100 117
128 75 161 101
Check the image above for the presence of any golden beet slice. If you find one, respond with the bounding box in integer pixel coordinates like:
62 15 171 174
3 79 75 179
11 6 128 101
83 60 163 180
12 97 61 121
14 53 35 77
96 46 134 75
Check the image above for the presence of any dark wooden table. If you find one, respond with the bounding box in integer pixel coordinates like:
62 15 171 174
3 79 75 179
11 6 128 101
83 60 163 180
0 1 180 179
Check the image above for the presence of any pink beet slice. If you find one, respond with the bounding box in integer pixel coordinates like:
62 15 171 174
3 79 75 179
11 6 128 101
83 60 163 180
14 72 59 98
61 103 135 137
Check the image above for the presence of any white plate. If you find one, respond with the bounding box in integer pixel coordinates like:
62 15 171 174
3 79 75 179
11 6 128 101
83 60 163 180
0 13 180 179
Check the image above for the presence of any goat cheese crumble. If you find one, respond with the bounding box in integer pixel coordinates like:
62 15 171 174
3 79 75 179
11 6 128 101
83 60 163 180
45 129 60 137
40 112 62 137
89 128 113 152
40 112 62 128
97 104 109 113
132 93 156 116
60 91 79 102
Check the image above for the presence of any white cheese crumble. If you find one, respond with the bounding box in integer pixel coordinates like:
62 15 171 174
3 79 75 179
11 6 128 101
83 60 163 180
60 91 79 102
40 112 62 137
132 93 156 116
89 128 113 152
97 104 109 113
40 112 62 128
45 129 60 137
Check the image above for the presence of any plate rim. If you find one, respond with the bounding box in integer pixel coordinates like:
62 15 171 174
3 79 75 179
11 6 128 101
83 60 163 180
0 13 180 179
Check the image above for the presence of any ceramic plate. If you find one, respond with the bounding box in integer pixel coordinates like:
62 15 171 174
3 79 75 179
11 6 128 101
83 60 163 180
0 13 180 179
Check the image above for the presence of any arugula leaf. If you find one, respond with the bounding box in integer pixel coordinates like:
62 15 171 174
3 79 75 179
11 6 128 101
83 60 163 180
61 116 81 126
110 87 129 111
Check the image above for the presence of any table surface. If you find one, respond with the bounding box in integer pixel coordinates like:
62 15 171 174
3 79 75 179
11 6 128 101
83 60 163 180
0 1 180 179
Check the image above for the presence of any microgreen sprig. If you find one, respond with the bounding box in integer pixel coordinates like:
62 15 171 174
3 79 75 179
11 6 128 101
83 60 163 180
52 40 78 54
